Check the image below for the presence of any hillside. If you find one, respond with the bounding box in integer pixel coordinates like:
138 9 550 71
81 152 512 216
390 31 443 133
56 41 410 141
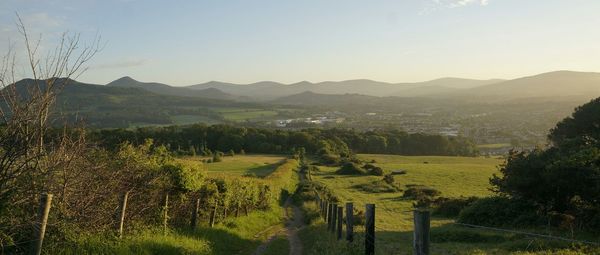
8 78 262 128
188 78 504 99
456 71 600 100
107 76 237 100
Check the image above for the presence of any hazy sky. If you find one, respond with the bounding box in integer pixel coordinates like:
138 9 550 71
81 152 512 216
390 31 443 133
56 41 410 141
1 0 600 86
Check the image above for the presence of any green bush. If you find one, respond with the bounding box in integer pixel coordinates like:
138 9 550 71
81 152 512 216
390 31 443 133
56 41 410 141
403 185 441 200
162 163 204 192
432 196 479 218
212 151 223 162
335 162 366 175
353 180 400 193
458 196 544 227
369 166 384 176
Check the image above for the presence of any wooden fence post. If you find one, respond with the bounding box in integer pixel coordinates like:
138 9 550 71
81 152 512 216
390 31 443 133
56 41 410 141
163 194 169 234
118 191 129 238
330 204 338 233
346 202 354 242
32 193 52 255
209 205 217 228
365 204 375 255
337 206 343 240
327 203 332 231
413 210 430 255
191 198 200 230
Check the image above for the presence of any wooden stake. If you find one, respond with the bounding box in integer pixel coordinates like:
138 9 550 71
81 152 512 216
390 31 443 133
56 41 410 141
163 194 169 234
413 210 430 255
337 206 343 240
32 193 52 255
118 191 129 238
346 202 354 242
191 198 200 230
365 204 375 255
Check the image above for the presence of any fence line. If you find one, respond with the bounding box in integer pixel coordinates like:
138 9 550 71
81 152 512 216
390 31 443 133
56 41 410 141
453 222 600 246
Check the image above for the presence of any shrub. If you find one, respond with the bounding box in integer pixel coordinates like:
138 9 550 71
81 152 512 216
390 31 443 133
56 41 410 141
353 180 400 193
228 149 235 156
391 170 407 175
212 151 223 162
369 166 384 176
403 185 441 200
363 163 376 170
432 196 479 218
320 153 341 166
458 196 544 227
383 174 395 185
162 163 204 192
335 162 366 175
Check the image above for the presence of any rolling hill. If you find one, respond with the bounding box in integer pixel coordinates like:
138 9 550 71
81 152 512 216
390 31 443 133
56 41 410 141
188 78 503 99
7 78 262 128
457 71 600 100
107 76 237 100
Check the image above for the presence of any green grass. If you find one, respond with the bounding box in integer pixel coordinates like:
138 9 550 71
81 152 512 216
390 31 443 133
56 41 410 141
262 236 290 255
54 207 284 255
306 154 599 254
171 115 220 125
178 154 286 177
215 108 278 121
477 143 512 149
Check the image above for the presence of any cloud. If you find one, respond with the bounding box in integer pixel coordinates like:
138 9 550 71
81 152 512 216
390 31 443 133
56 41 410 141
91 59 148 69
447 0 489 8
420 0 490 14
19 12 65 28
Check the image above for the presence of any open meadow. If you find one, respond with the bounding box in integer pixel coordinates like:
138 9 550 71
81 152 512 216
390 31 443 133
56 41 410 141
303 154 600 255
177 154 286 178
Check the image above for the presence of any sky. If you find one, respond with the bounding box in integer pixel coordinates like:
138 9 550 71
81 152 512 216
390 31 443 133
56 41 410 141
1 0 600 86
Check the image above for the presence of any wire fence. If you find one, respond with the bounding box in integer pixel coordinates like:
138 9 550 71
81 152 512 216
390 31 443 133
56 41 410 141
315 196 600 255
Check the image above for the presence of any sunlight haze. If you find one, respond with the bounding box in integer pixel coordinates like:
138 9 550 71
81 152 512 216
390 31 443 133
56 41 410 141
1 0 600 85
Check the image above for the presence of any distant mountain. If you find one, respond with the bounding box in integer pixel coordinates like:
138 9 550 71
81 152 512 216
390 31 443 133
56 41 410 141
188 78 503 100
107 76 237 100
271 91 379 106
456 71 600 100
8 78 261 128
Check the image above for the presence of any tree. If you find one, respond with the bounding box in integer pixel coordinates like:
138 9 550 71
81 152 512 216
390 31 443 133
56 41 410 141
0 15 101 214
490 97 600 224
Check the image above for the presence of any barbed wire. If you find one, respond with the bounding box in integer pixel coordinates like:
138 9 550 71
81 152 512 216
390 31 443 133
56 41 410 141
453 222 600 246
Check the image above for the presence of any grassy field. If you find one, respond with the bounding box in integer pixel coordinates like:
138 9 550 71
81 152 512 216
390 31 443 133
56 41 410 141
214 108 279 122
476 143 512 149
178 154 286 177
305 154 598 254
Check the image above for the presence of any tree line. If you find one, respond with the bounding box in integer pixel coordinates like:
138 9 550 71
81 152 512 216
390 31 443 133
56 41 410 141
92 125 478 160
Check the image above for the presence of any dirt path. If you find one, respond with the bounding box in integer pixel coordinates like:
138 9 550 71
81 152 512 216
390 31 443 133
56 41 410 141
286 202 304 255
253 197 304 255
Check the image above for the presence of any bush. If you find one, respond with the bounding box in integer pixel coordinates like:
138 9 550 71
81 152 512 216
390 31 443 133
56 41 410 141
335 162 366 175
403 185 441 200
228 149 235 156
162 163 204 192
320 153 341 166
212 151 223 162
391 170 407 175
458 196 544 227
432 196 479 218
353 180 400 193
363 163 376 170
369 166 384 176
383 174 395 185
